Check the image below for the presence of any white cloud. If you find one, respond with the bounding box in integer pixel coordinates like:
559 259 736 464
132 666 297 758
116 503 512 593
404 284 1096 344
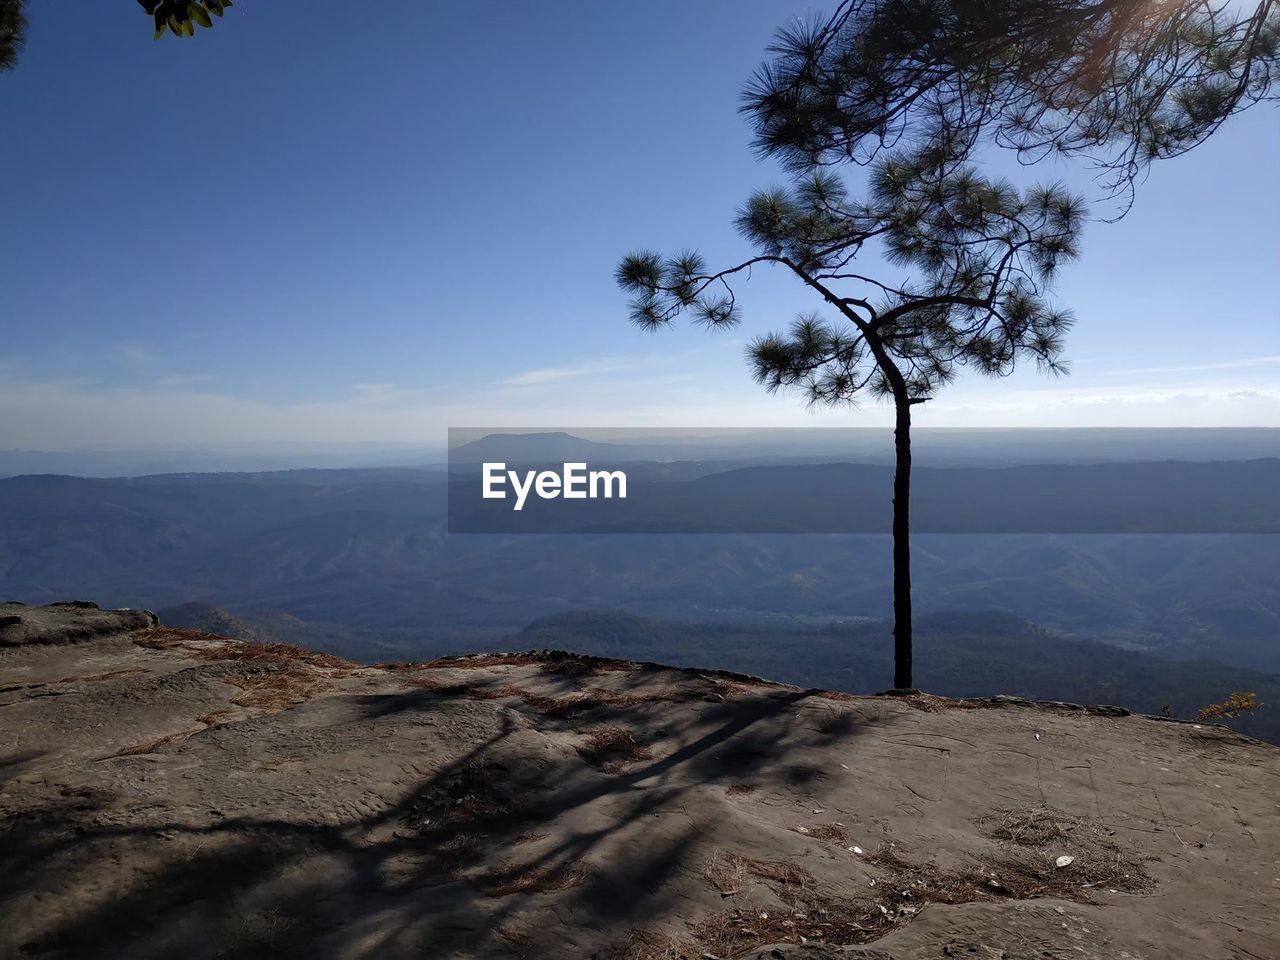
1101 355 1280 376
1 364 1277 451
499 358 633 388
919 382 1280 427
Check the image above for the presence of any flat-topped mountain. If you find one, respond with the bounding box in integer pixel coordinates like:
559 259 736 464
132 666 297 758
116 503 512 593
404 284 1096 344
449 431 636 464
1 602 1276 959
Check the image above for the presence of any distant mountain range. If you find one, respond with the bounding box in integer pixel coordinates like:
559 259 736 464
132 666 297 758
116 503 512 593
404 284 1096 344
449 458 1280 533
2 463 1277 676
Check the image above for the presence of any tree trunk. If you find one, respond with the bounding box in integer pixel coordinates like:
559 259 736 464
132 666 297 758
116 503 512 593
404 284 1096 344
891 396 913 690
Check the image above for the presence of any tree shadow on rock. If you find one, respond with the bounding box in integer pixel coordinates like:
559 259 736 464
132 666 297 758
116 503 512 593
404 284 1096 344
3 682 895 958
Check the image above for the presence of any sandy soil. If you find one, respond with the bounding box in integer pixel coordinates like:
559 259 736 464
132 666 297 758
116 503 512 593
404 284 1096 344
1 603 1276 959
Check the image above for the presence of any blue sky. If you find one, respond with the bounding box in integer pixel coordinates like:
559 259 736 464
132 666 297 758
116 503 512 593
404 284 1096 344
1 0 1277 449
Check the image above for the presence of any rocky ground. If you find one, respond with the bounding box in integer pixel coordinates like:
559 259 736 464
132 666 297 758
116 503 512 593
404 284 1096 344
1 602 1277 959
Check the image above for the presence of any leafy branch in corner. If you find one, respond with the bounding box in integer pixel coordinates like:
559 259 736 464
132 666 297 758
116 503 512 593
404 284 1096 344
743 0 1279 215
139 0 233 40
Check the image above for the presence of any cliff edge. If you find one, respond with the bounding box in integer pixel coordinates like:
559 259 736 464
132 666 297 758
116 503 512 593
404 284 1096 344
1 602 1275 959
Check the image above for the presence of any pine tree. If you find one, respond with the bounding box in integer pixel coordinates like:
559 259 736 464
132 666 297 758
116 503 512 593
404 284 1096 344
617 147 1085 689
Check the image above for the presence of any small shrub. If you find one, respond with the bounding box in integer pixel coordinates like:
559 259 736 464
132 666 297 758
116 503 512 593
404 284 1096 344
1193 691 1262 723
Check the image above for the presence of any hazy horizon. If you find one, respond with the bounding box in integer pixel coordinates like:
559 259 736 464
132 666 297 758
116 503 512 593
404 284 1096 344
2 426 1277 479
